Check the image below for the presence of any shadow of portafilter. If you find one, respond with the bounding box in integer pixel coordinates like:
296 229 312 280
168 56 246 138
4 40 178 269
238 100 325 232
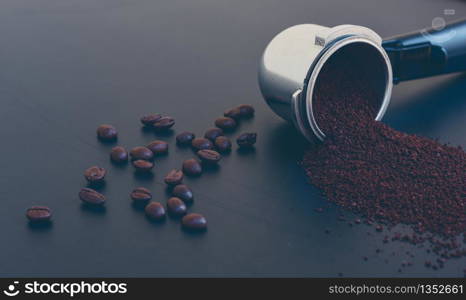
386 73 466 133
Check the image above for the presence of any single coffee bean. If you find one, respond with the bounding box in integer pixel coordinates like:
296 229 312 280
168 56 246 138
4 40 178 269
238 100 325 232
130 146 154 161
237 104 255 118
145 202 166 220
147 140 169 155
214 136 232 153
172 184 194 203
191 138 214 151
110 146 128 163
204 128 224 141
84 166 106 183
26 206 52 222
236 132 257 148
182 158 202 176
167 197 187 217
79 188 106 205
214 117 237 131
164 169 184 186
182 213 207 231
140 114 162 126
130 187 152 203
176 131 195 146
97 124 117 141
153 116 175 131
197 149 221 164
132 159 154 172
224 107 242 120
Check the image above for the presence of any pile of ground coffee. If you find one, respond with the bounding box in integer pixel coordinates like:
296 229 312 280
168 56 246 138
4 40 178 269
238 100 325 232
302 53 466 267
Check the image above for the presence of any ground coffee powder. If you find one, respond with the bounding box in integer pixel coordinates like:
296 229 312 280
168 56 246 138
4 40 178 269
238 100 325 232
302 53 466 269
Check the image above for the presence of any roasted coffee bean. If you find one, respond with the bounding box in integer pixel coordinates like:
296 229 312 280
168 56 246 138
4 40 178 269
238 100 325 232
237 104 255 118
132 160 154 172
167 197 187 217
176 131 195 146
97 124 117 141
191 138 214 151
110 146 128 163
182 213 207 231
172 184 194 203
182 158 202 176
236 132 257 148
214 117 237 131
153 116 175 131
26 206 52 222
79 188 106 205
140 114 162 126
164 169 184 186
197 149 221 164
214 136 232 153
147 140 169 155
130 146 154 161
130 187 152 203
145 202 166 220
204 128 224 141
224 107 242 120
84 166 106 183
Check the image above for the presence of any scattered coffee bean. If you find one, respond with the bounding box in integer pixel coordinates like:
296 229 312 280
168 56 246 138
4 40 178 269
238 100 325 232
147 140 169 155
153 116 175 131
172 184 194 203
132 160 154 172
145 202 166 220
204 128 224 141
214 117 237 131
214 136 232 153
191 138 214 151
97 124 117 141
182 158 202 176
197 149 221 164
182 213 207 231
237 104 255 118
130 146 154 161
164 169 184 186
224 107 242 120
26 206 52 222
176 131 195 146
130 187 152 203
140 114 162 127
167 197 187 217
79 188 106 205
84 166 106 183
110 146 128 163
236 132 257 148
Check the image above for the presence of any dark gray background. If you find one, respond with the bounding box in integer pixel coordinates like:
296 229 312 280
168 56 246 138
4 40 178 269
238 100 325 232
0 0 465 277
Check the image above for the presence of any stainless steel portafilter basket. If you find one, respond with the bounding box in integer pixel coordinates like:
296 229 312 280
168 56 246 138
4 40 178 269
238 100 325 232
258 20 466 142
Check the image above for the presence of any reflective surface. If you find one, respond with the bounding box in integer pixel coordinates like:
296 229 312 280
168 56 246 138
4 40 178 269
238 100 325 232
0 0 464 277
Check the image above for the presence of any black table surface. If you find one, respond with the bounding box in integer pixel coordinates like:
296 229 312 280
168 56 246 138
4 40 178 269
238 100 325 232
0 0 465 277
